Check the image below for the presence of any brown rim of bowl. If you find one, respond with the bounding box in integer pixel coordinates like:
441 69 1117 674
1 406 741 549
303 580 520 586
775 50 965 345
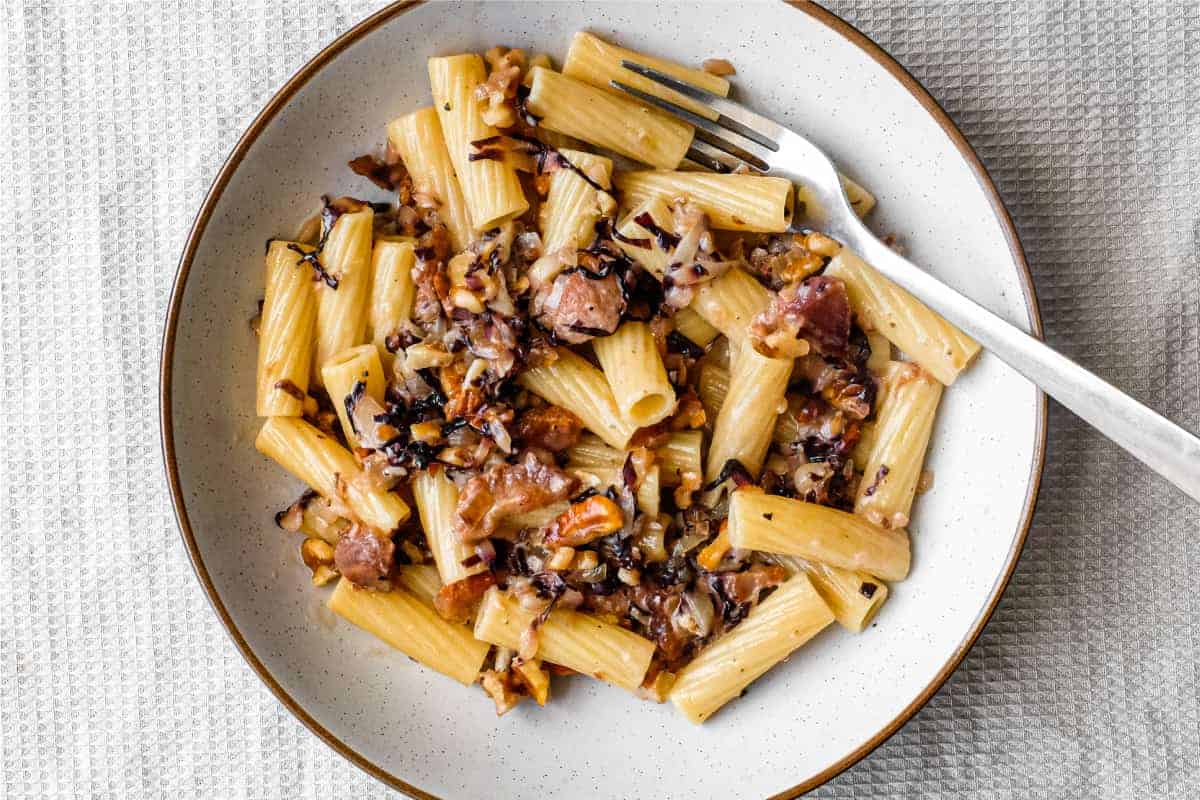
158 2 1047 798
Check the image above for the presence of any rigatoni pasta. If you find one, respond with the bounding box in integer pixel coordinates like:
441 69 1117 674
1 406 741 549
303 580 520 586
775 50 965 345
255 32 975 722
255 416 409 534
615 171 794 232
825 249 980 385
329 578 489 685
386 108 475 252
320 344 387 451
525 67 693 169
312 207 374 387
669 575 834 723
770 554 888 633
366 238 416 354
854 361 943 528
706 345 791 482
592 321 676 428
474 587 654 691
728 490 911 581
562 31 730 120
539 148 614 253
518 347 638 450
429 54 529 231
257 240 317 416
412 469 488 588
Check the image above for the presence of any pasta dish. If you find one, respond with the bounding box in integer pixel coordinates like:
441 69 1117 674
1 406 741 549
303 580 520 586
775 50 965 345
253 32 979 723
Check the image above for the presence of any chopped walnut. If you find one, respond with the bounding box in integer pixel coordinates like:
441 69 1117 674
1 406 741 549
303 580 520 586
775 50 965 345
475 47 527 129
543 495 624 548
480 669 526 716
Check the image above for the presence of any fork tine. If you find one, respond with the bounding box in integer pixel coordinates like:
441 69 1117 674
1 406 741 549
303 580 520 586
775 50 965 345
609 79 773 169
619 60 785 148
686 141 739 173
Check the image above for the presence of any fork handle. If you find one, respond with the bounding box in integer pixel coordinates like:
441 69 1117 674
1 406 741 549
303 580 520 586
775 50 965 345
849 228 1200 503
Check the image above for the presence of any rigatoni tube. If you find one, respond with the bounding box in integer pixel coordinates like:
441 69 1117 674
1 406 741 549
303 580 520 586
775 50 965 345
727 490 910 581
796 174 876 219
615 171 794 232
824 249 980 385
366 238 416 355
256 240 317 416
690 268 773 346
395 563 441 604
770 554 888 633
386 107 475 252
255 416 409 534
540 149 614 253
614 198 771 345
429 54 529 231
412 469 487 587
854 361 943 528
706 345 791 482
525 67 693 169
518 347 638 450
328 579 489 686
672 306 720 347
562 31 730 121
473 587 655 691
312 207 373 387
656 430 703 487
669 574 834 723
592 321 676 428
321 344 387 451
614 195 674 277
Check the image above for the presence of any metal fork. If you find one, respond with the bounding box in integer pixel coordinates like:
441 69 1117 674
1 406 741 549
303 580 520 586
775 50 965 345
613 61 1200 504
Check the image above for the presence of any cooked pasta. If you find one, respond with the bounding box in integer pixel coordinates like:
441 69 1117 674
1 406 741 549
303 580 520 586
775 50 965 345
526 67 693 169
253 33 972 721
312 207 374 387
366 238 417 355
386 108 475 253
562 31 730 120
429 54 529 231
540 148 614 253
727 490 910 581
825 249 980 385
669 574 834 723
592 320 676 428
615 171 794 232
320 344 387 451
853 361 943 528
257 240 317 416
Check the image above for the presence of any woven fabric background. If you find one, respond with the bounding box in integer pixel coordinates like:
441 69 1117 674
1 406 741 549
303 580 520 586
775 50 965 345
2 1 1198 797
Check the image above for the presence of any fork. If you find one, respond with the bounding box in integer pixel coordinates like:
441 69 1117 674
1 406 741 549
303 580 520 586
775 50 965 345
612 61 1200 504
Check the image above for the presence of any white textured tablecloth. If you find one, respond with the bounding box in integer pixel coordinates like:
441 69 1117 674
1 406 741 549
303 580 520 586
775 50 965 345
3 1 1199 797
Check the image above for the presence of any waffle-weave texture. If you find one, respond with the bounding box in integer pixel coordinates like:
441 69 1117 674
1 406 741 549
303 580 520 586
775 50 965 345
1 2 1198 798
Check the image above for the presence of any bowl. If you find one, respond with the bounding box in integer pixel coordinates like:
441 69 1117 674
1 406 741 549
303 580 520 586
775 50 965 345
161 2 1046 797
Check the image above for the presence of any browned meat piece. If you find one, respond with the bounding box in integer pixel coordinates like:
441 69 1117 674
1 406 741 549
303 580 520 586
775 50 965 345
455 451 579 543
347 153 408 192
434 572 497 623
513 405 583 452
750 275 851 358
793 354 875 421
533 270 624 343
708 564 788 607
333 524 395 589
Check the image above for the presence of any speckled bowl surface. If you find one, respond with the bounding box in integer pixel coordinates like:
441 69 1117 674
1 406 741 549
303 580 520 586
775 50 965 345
161 3 1045 798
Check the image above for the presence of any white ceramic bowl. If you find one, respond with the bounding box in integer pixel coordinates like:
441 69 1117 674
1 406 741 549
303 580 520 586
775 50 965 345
161 3 1046 797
